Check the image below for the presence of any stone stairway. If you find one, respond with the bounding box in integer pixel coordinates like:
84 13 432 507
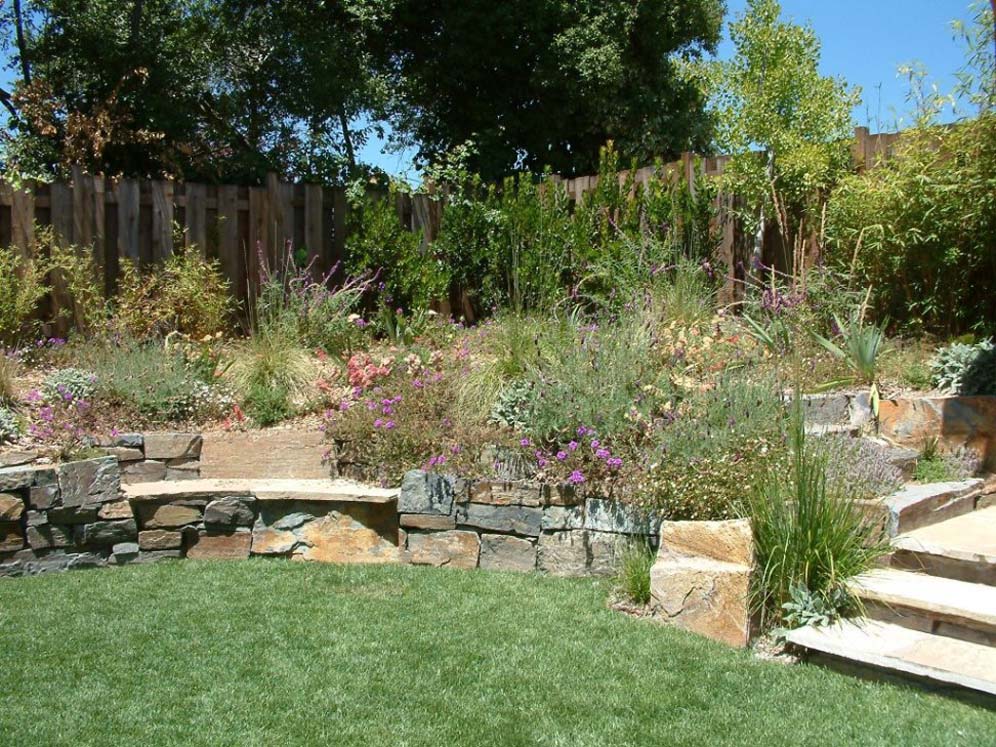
787 479 996 699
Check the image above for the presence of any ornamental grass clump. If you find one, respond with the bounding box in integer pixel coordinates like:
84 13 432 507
616 542 656 605
748 398 890 627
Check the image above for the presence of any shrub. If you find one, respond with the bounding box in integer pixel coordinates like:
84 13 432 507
44 229 107 336
913 438 980 482
826 114 996 334
227 329 316 423
42 368 97 404
0 406 20 443
748 400 890 626
811 435 904 501
616 542 656 605
254 246 369 355
27 385 98 460
0 353 19 404
83 341 229 422
0 246 49 345
930 338 996 395
114 249 233 339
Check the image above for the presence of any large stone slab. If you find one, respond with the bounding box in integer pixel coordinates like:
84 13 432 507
879 396 996 469
143 433 203 461
650 519 755 648
295 511 399 564
400 513 456 530
469 481 546 507
537 530 588 577
584 498 658 536
456 503 542 536
479 534 536 572
80 519 138 547
138 529 183 550
406 530 480 569
122 461 167 484
200 429 327 479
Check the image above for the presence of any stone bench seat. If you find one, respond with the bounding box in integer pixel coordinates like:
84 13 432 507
124 478 398 504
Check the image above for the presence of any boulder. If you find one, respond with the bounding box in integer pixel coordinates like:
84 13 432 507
479 534 536 572
649 519 755 648
406 530 479 569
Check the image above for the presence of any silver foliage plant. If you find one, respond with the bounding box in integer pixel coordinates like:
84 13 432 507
930 338 996 395
808 434 904 500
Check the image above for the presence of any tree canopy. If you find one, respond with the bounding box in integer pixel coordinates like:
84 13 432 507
0 0 724 183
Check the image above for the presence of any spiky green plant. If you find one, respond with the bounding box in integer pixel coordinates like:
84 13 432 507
616 542 656 605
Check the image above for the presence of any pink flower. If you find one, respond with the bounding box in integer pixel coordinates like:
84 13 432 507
373 418 384 428
590 439 600 449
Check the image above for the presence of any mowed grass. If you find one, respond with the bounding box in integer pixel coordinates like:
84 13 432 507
1 562 993 747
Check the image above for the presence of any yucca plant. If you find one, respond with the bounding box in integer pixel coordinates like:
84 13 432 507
811 300 887 414
748 395 890 628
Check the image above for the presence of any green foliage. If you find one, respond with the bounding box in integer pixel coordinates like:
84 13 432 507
780 583 852 630
0 247 49 346
254 247 368 355
706 0 858 274
616 542 655 605
82 341 228 422
826 115 996 333
930 338 996 395
114 250 234 340
41 368 97 403
749 398 889 626
0 406 20 443
227 329 316 423
385 0 723 178
811 313 886 385
345 182 450 310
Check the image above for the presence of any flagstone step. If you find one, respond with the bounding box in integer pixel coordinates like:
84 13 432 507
851 568 996 646
892 506 996 585
786 619 996 698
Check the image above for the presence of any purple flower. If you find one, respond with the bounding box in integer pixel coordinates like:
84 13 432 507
373 418 384 428
537 457 549 468
568 470 585 485
595 448 610 460
568 441 579 451
607 457 623 470
577 426 589 437
412 379 424 389
556 451 567 461
590 439 600 449
385 420 396 430
519 437 531 447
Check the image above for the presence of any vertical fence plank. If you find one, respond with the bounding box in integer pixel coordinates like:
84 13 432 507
218 184 240 298
150 179 174 261
6 181 35 258
247 186 269 292
116 179 140 265
92 175 106 272
71 166 94 248
304 183 323 273
332 187 347 276
185 183 207 254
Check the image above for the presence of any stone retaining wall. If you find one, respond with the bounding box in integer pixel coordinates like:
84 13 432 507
98 432 204 483
397 470 659 576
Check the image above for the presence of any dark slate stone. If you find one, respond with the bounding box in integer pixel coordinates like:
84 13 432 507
0 450 38 468
111 542 140 563
26 524 72 550
137 550 184 564
58 457 120 507
28 484 59 510
399 470 457 516
204 497 257 528
80 519 138 546
583 498 658 536
542 504 585 531
457 503 542 536
113 433 145 449
0 467 35 491
270 511 316 531
800 393 851 426
46 505 99 525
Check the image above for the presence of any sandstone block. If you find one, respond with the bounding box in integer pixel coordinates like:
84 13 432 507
537 530 587 576
137 502 203 529
143 433 203 461
296 512 399 564
0 492 24 521
251 527 299 555
98 500 134 520
400 513 456 530
406 530 479 569
479 534 536 572
138 529 183 550
186 530 252 560
659 518 754 566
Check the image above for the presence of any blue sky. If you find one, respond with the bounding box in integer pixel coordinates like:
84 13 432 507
363 0 979 176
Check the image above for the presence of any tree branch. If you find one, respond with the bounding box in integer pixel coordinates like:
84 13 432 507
13 0 31 85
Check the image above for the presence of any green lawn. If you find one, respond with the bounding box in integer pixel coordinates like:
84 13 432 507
0 562 992 746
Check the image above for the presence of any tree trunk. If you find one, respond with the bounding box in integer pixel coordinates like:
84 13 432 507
13 0 31 85
338 110 356 172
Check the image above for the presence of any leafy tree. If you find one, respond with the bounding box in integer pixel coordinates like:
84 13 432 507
705 0 858 286
380 0 724 180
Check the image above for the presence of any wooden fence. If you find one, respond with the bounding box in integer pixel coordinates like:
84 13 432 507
0 126 903 311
